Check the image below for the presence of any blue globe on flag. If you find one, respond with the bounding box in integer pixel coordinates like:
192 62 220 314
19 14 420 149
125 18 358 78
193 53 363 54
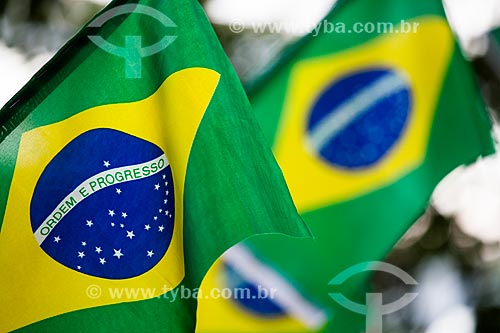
30 128 175 279
307 68 412 169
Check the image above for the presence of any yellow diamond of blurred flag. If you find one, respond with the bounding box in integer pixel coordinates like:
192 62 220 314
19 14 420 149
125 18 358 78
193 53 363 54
198 0 494 332
0 0 309 332
277 17 452 210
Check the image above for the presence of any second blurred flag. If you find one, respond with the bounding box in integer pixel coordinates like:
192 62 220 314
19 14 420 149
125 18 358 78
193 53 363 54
198 0 494 332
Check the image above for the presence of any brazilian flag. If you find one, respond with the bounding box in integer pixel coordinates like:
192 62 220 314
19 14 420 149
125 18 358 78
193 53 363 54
0 0 310 332
197 0 494 332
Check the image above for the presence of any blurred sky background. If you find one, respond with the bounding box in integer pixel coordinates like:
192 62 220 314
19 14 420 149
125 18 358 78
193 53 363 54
2 0 500 332
2 0 500 105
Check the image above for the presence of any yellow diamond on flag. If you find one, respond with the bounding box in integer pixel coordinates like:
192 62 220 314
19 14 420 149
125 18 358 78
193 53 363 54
0 68 219 332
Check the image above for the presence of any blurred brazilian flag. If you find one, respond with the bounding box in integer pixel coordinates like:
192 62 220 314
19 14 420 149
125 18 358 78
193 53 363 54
0 0 310 332
197 0 494 332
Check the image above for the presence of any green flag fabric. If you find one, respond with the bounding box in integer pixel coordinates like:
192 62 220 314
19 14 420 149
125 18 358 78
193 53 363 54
197 0 494 332
492 26 500 42
0 0 310 332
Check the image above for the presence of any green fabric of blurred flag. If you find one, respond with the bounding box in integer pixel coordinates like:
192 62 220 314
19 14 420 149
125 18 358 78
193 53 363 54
198 0 494 332
493 26 500 41
0 0 310 332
